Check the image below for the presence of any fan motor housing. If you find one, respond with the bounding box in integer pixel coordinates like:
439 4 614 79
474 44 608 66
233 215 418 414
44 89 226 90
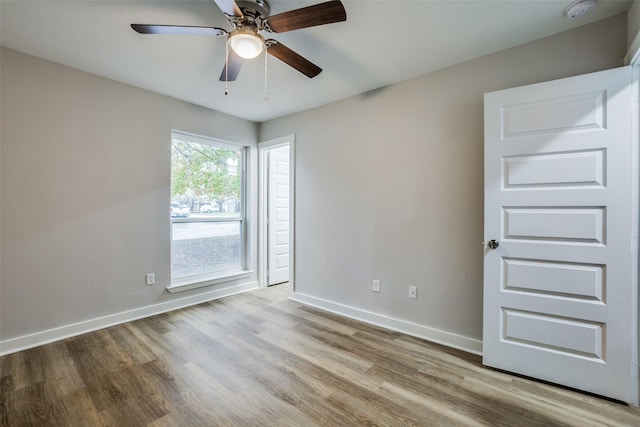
236 0 270 19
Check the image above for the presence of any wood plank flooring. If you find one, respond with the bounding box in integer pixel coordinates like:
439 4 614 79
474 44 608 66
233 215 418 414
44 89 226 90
1 284 639 426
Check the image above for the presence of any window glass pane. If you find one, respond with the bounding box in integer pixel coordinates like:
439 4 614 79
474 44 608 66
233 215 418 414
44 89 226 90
171 220 242 279
171 139 242 216
171 134 245 282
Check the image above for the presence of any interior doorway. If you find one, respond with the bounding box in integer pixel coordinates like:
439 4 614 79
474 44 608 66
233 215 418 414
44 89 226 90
259 136 294 288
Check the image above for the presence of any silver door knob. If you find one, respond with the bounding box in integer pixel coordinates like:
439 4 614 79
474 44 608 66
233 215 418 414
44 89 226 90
488 240 499 249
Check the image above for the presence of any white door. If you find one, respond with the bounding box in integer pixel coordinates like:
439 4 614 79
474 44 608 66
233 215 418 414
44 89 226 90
267 145 290 285
483 66 637 403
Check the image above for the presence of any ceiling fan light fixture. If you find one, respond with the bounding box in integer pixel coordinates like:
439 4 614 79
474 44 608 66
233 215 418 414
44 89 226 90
229 29 264 59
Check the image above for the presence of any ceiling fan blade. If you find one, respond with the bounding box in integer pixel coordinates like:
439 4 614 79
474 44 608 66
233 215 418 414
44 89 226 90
219 50 244 81
212 0 243 17
131 24 227 36
266 0 346 33
267 40 322 78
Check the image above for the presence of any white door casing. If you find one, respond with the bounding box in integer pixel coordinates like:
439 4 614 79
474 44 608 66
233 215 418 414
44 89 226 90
267 145 290 285
483 66 638 403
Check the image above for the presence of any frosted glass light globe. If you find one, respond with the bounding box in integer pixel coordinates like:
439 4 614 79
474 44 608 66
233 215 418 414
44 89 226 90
229 32 264 59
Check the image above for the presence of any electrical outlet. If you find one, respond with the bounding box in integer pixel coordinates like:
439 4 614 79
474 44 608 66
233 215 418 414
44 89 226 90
372 279 380 292
146 273 155 285
408 285 417 299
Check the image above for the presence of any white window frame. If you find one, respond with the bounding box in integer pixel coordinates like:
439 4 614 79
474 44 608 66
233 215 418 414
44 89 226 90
167 131 252 292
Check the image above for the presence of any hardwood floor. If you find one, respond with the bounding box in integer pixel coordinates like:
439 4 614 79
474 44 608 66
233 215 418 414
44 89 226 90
1 284 639 426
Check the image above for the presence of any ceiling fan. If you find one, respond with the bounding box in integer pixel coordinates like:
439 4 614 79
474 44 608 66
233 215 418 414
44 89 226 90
131 0 347 83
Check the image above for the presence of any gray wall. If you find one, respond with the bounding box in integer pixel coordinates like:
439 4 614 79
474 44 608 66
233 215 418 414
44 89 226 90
0 48 259 343
259 14 628 345
629 0 640 48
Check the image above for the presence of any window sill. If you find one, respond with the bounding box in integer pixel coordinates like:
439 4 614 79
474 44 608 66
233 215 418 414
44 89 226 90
166 270 254 293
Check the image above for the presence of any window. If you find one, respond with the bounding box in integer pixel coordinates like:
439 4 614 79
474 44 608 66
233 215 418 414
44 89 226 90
170 132 247 286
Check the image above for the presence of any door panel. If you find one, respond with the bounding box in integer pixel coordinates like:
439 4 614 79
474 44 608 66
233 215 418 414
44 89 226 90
503 207 604 243
501 90 604 137
502 258 604 301
503 149 605 188
483 66 636 403
267 145 290 286
501 309 603 358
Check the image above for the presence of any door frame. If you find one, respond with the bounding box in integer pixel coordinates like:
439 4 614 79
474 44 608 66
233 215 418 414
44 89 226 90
630 61 640 406
258 135 295 292
625 42 640 405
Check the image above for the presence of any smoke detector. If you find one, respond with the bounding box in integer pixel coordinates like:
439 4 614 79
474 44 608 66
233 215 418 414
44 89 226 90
565 0 597 19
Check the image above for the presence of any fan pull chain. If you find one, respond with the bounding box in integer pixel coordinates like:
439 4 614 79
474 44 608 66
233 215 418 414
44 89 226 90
264 48 269 101
224 39 229 95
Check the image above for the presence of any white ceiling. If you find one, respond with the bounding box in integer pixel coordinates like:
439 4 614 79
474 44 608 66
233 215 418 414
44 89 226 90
0 0 632 122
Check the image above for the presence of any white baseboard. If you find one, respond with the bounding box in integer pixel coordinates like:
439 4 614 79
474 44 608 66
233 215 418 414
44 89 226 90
0 281 259 356
289 292 483 356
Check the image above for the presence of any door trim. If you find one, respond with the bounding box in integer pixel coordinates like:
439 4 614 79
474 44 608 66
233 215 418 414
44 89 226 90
258 135 295 293
631 62 640 406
